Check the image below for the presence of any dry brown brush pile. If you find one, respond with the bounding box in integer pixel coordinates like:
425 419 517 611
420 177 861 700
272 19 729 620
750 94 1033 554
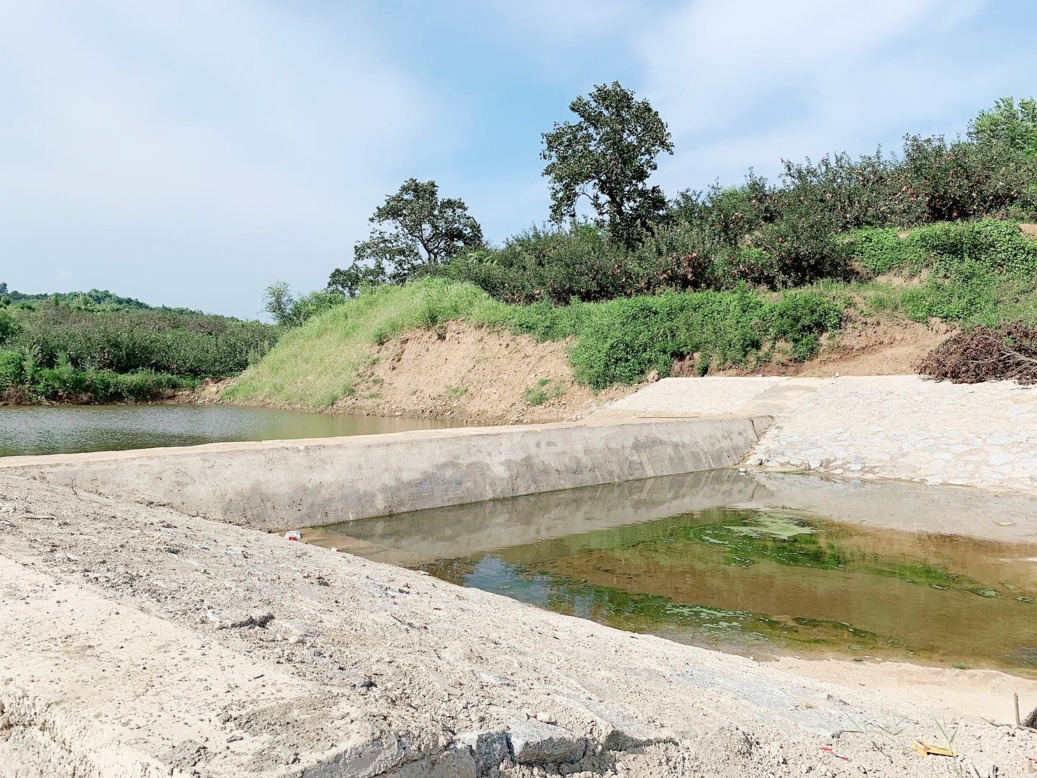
917 321 1037 384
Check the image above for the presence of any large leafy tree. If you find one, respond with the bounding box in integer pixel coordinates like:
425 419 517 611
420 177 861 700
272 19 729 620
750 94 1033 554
328 178 483 297
541 82 674 248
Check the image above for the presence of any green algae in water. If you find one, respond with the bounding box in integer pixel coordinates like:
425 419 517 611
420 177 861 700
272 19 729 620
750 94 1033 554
725 513 818 540
412 506 1037 674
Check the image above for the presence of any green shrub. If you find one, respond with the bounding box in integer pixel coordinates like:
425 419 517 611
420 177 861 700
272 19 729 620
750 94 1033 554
882 220 1037 325
0 349 22 389
451 222 727 305
893 135 1037 223
0 309 18 345
778 150 900 231
561 288 844 389
846 228 924 275
747 198 852 287
909 219 1037 276
5 304 278 378
567 295 688 388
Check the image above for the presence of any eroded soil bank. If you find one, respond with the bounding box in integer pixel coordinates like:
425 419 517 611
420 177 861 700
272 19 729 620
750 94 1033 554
184 315 952 425
2 474 1037 777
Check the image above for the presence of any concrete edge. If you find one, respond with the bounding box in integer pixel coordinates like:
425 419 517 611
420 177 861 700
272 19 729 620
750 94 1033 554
1 417 772 530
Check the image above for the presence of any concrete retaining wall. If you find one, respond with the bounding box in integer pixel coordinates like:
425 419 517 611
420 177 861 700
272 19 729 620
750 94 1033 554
0 417 768 530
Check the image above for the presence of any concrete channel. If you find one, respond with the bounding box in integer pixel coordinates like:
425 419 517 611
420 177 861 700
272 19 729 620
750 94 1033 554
0 417 769 530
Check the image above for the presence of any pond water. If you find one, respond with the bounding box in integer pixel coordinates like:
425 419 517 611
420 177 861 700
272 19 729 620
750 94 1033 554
306 470 1037 674
0 405 462 457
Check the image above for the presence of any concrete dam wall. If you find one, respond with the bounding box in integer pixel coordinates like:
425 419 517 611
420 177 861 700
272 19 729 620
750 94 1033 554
0 417 769 530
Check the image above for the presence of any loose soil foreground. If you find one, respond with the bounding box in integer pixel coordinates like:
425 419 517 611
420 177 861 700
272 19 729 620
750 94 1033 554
2 474 1037 777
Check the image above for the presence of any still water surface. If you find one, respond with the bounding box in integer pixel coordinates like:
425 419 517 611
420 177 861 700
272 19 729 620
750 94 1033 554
0 405 461 457
308 470 1037 674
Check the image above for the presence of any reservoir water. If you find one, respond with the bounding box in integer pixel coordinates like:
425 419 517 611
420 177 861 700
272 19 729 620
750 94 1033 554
306 469 1037 674
0 404 461 457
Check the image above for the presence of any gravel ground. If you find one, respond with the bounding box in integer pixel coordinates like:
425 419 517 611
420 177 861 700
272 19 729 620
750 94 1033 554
3 474 1037 777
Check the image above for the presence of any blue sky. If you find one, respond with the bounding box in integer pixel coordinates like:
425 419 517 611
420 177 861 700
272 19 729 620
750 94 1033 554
2 0 1035 319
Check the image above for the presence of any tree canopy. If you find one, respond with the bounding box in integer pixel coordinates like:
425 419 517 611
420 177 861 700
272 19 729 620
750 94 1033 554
328 178 483 297
969 97 1037 156
541 82 674 248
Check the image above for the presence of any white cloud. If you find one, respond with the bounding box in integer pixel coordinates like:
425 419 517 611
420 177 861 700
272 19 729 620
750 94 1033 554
641 0 980 132
0 0 437 314
490 0 635 43
637 0 995 188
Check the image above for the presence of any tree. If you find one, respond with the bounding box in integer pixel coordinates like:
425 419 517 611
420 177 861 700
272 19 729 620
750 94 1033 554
328 178 483 297
969 97 1037 157
541 82 674 248
263 281 343 327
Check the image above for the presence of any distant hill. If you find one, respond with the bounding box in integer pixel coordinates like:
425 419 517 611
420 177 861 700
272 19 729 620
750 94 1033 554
0 283 151 311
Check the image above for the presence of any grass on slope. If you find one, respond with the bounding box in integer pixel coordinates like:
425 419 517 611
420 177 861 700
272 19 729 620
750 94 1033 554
845 220 1037 327
227 279 846 407
225 282 506 407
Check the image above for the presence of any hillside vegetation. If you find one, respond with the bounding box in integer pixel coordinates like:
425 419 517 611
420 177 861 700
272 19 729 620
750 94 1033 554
239 93 1037 411
0 290 277 404
229 215 1037 409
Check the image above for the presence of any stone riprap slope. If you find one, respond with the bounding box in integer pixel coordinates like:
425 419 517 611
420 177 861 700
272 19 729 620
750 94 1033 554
601 376 1037 495
2 475 1035 777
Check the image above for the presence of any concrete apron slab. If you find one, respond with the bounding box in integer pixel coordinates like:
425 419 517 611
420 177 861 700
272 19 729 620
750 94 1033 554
0 418 769 530
598 376 1037 496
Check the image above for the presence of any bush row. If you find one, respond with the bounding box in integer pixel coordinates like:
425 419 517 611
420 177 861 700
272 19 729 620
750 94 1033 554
491 286 846 389
0 304 278 378
0 349 196 403
442 112 1037 306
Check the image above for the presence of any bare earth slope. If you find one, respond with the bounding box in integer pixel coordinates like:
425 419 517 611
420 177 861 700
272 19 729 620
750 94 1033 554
329 322 632 424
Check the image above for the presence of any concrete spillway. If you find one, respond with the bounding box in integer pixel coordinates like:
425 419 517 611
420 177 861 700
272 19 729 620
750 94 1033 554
0 417 769 530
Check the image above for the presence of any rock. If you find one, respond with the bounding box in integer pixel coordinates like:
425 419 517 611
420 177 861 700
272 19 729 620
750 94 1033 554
507 720 586 766
382 747 477 778
206 610 273 630
456 730 510 775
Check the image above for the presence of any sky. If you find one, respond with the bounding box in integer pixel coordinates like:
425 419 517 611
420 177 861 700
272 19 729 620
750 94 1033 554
2 0 1035 319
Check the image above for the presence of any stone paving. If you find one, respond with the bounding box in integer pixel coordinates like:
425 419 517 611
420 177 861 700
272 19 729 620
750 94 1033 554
600 376 1037 494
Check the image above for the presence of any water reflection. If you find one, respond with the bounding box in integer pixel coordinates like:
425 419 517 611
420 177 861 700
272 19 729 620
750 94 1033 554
310 472 1037 673
0 404 461 457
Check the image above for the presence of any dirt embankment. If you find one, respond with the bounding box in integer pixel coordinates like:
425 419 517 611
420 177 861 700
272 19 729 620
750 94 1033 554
329 322 633 424
187 315 954 422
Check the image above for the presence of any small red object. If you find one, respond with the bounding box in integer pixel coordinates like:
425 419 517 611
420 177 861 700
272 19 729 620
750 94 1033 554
820 746 850 762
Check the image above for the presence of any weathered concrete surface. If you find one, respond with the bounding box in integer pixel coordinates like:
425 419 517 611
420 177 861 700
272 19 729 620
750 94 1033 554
3 474 1035 777
600 376 1037 495
0 557 439 778
0 418 767 529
